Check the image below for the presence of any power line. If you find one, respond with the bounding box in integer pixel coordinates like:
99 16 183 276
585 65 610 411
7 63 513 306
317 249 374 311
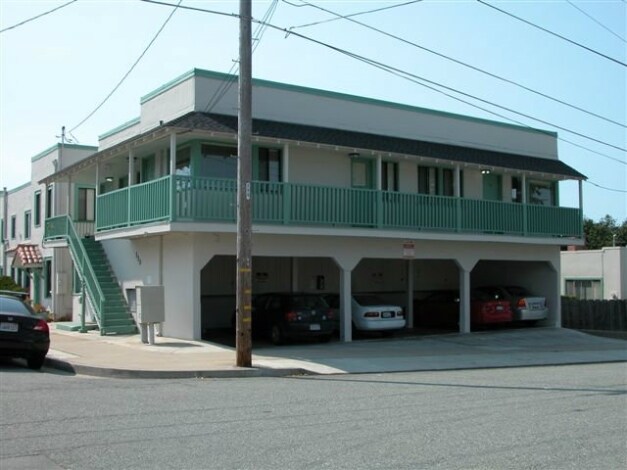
0 0 78 34
285 0 625 129
586 180 627 193
69 0 182 133
288 0 422 30
137 1 627 165
476 0 627 67
566 0 626 44
204 0 279 113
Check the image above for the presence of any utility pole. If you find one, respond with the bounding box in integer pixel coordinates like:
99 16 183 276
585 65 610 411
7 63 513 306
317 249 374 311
236 0 253 367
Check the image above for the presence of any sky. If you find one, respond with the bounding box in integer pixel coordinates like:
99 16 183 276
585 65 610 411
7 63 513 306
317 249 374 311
1 0 625 221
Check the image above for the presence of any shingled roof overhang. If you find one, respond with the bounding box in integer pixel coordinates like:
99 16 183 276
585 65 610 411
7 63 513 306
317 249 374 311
42 111 585 184
168 112 585 179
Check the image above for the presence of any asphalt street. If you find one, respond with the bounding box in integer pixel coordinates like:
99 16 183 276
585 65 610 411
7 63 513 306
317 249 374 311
1 361 626 470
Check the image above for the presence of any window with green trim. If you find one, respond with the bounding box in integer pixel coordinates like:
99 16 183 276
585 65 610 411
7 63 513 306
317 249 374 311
24 211 31 239
34 190 42 226
382 162 398 191
418 166 460 197
565 279 601 300
258 148 281 182
199 144 237 179
10 215 16 239
528 180 555 206
46 185 53 219
77 187 95 221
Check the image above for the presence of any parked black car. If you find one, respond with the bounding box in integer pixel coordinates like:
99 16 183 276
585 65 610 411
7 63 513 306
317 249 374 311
0 294 50 369
252 293 335 345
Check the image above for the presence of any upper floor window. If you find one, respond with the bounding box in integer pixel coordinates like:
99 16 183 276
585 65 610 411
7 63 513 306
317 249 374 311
529 181 555 206
199 144 237 179
176 147 192 177
34 191 42 226
77 187 95 222
45 185 53 219
418 166 458 196
258 148 281 182
382 162 398 191
24 211 31 239
10 215 16 239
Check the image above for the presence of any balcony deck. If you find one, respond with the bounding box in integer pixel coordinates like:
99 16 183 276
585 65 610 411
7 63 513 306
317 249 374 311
45 175 583 241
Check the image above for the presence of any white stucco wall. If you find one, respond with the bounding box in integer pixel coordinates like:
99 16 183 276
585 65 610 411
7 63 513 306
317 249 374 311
192 72 558 159
129 230 561 340
140 77 196 134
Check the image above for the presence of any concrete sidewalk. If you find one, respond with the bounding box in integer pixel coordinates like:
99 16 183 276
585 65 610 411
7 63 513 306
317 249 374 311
44 326 627 379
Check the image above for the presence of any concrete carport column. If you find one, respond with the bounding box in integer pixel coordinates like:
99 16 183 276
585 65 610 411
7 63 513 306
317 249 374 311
456 257 478 334
334 254 361 343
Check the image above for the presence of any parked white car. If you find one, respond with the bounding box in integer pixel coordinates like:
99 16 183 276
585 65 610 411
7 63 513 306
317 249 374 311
351 294 405 332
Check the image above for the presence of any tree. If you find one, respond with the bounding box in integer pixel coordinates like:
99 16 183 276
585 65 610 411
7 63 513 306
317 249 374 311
583 215 627 249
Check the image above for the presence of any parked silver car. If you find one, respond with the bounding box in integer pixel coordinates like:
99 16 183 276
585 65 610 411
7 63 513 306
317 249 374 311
478 286 548 322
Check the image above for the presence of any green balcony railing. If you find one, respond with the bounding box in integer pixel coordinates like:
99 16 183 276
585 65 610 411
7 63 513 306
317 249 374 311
87 175 582 239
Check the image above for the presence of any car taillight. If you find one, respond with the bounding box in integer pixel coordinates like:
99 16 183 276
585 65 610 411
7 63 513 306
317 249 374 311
364 312 380 318
285 311 299 322
517 299 526 308
398 309 404 318
33 319 49 333
326 309 335 320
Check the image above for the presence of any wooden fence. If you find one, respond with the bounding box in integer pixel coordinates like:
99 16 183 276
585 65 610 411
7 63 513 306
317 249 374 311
561 298 627 331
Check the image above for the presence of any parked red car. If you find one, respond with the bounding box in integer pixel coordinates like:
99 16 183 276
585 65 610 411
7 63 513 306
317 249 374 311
415 289 513 328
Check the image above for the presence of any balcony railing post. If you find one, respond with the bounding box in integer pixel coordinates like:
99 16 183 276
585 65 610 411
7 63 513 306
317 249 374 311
523 203 528 236
169 175 175 222
376 191 383 228
456 197 462 232
283 183 291 225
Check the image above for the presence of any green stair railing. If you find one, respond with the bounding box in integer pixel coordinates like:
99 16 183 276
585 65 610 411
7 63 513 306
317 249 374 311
45 215 105 329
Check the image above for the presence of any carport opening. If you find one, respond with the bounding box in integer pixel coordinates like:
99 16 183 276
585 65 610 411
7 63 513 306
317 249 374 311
200 255 338 345
472 260 557 329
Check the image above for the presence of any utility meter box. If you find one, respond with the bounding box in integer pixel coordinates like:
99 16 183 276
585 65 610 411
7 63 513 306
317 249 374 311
136 286 165 324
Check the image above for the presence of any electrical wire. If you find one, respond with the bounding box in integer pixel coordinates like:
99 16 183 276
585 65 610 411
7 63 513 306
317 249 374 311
476 0 626 67
0 0 78 34
139 0 627 164
69 0 182 133
288 0 422 30
285 0 625 129
566 0 626 44
585 180 627 193
203 0 279 113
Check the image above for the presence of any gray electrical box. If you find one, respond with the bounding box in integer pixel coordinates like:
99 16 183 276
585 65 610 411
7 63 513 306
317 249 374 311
136 286 165 324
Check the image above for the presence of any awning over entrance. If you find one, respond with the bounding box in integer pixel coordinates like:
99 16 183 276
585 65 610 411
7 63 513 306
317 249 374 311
11 244 44 269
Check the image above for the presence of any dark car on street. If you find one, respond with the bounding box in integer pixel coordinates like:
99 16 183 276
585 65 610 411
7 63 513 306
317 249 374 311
0 293 50 369
252 293 335 345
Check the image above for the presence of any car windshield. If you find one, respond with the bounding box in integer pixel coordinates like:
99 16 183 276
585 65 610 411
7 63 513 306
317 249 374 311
0 296 34 316
290 295 328 310
354 295 388 306
504 286 532 297
473 288 503 301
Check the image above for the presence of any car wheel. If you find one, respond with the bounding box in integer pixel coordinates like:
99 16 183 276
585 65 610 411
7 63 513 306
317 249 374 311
271 325 284 345
318 334 332 343
27 354 46 370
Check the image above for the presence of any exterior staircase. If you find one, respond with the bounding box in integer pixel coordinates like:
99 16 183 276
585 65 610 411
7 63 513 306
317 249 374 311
80 238 137 335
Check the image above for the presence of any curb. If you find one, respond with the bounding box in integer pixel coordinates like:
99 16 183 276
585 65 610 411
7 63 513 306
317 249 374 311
44 357 314 379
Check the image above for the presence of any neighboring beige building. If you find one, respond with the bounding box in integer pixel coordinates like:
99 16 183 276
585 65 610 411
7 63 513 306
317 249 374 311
561 246 627 300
